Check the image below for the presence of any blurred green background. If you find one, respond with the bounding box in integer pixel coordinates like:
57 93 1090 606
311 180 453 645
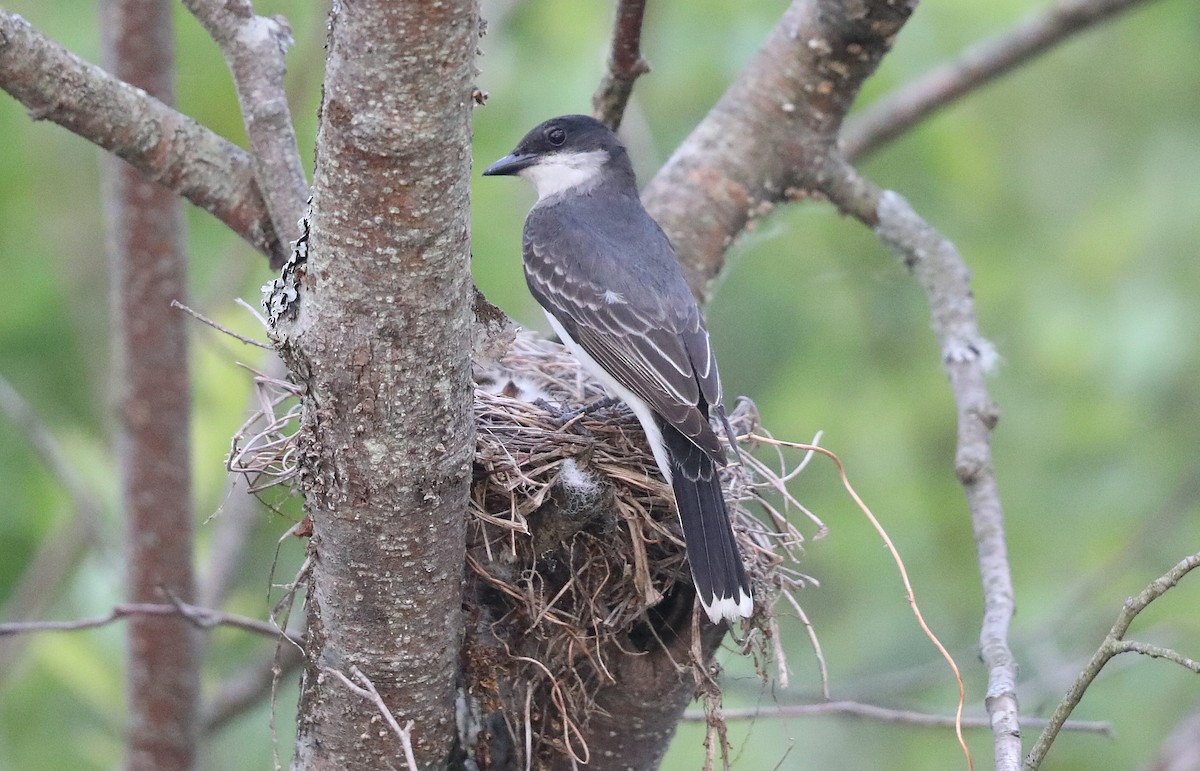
2 0 1198 768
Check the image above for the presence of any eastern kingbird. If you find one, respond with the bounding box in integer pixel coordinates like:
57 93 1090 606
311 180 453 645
483 114 753 623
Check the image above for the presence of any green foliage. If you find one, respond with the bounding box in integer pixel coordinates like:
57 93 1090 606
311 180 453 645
1 0 1198 767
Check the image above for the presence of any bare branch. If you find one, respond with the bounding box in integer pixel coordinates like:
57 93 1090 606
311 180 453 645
0 375 116 682
1025 552 1200 769
0 11 285 263
181 0 308 248
591 0 650 131
818 157 1017 769
0 601 301 644
643 0 917 295
326 666 420 771
100 1 201 765
683 700 1112 736
841 0 1159 160
1110 641 1200 672
0 374 109 548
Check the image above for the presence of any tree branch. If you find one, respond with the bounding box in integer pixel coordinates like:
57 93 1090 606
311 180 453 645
819 156 1018 769
325 666 420 771
181 0 308 255
0 601 301 644
0 10 284 263
841 0 1159 161
683 700 1112 735
591 0 649 131
1025 552 1200 769
643 0 917 295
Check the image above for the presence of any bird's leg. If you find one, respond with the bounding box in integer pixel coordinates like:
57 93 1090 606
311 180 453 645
560 395 623 425
535 395 622 429
578 395 622 416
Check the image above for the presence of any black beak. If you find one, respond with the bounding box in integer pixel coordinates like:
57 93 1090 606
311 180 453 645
483 152 536 177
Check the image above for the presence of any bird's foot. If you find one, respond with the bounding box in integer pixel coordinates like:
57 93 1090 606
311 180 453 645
535 396 621 430
577 395 621 416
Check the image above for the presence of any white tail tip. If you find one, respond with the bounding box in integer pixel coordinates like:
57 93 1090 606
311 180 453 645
701 589 753 624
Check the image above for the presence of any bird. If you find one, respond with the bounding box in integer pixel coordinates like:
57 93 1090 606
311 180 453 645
483 114 753 624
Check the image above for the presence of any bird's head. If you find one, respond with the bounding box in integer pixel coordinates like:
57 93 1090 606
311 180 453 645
483 114 631 200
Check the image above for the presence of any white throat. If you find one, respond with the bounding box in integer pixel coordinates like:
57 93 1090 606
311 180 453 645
519 150 608 201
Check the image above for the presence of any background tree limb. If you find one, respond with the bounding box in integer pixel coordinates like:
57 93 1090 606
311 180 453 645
0 374 114 682
0 11 284 263
99 0 199 767
841 0 1161 160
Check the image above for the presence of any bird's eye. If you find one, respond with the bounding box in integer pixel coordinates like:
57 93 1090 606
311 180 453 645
545 126 567 146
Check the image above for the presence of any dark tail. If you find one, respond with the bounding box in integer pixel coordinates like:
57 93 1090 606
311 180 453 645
660 421 753 623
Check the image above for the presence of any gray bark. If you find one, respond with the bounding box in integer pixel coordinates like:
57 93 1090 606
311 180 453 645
271 0 479 768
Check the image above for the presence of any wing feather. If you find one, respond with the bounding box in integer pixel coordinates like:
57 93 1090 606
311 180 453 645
524 208 725 461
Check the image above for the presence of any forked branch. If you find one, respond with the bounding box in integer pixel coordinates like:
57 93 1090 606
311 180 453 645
182 0 308 253
1024 552 1200 769
0 11 284 263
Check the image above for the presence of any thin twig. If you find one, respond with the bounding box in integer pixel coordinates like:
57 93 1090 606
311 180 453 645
820 157 1013 770
0 601 302 645
1025 552 1200 769
172 300 273 349
591 0 650 130
682 700 1112 735
842 0 1160 160
236 296 272 330
326 666 420 771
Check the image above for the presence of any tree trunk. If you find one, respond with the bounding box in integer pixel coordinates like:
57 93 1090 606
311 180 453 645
100 1 199 769
273 1 479 768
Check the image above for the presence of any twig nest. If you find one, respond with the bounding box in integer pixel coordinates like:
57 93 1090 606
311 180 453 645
230 330 820 768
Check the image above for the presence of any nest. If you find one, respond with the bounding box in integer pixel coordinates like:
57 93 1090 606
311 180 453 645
230 331 822 769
